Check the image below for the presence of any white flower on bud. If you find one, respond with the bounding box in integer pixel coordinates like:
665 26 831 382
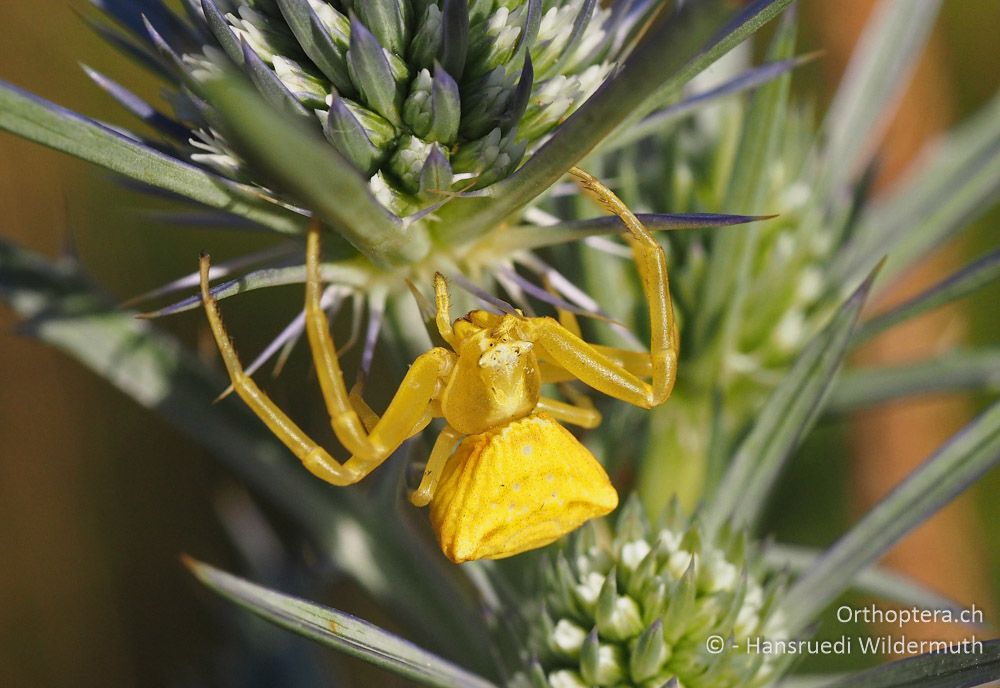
550 619 587 657
667 549 696 579
575 571 605 608
620 539 652 571
548 669 588 688
773 308 806 352
700 550 738 593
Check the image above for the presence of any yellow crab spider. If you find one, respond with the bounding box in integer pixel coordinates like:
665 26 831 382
198 168 678 564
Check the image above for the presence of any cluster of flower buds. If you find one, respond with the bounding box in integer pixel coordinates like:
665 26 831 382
509 498 791 688
168 0 619 214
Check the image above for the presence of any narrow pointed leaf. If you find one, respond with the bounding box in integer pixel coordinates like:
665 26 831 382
821 639 1000 688
139 260 369 318
0 79 305 234
695 11 796 351
92 0 196 51
140 15 186 72
827 350 1000 413
197 72 429 266
490 213 774 253
123 249 298 311
783 398 1000 633
497 55 534 135
856 247 1000 344
832 90 1000 285
78 13 175 81
816 0 942 204
0 237 491 667
186 559 497 688
82 65 190 142
608 53 818 151
709 264 879 532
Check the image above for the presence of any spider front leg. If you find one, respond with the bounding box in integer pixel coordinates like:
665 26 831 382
526 169 679 409
198 222 451 486
570 167 678 405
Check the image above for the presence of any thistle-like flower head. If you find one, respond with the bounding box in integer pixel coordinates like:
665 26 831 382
139 0 621 215
509 498 791 688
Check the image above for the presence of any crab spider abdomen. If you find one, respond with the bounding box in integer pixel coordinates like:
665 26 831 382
429 413 618 563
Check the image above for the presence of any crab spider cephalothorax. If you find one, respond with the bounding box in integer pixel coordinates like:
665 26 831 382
198 168 678 563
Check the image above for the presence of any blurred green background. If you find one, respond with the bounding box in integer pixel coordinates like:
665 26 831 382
1 1 997 686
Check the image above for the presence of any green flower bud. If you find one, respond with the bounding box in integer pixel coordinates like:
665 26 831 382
580 629 625 686
109 0 622 212
510 497 789 688
418 143 453 198
347 16 403 125
323 95 397 176
550 618 587 659
272 55 328 108
596 569 644 641
403 65 461 144
630 620 670 682
389 134 436 193
354 0 412 55
409 4 443 70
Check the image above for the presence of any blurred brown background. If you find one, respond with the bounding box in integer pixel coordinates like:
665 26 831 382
1 1 998 686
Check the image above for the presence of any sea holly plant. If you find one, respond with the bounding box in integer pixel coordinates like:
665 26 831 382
1 1 1000 688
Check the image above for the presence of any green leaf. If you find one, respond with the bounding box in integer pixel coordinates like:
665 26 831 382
821 639 1000 688
708 263 879 533
828 350 1000 413
484 213 774 253
0 79 305 234
137 259 370 318
832 89 1000 286
815 0 942 206
694 10 796 353
606 52 819 152
763 544 970 616
436 0 795 242
855 247 1000 344
782 397 1000 634
198 71 430 266
0 236 492 668
724 10 797 213
186 559 498 688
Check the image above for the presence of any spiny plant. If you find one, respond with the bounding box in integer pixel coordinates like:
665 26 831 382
535 0 1000 519
118 0 627 219
1 0 999 687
